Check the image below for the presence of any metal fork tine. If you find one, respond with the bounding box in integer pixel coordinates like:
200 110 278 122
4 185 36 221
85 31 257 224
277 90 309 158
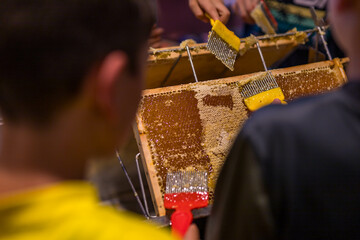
208 31 237 71
166 171 208 194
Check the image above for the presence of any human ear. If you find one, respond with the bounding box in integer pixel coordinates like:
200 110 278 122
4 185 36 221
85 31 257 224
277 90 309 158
95 51 128 122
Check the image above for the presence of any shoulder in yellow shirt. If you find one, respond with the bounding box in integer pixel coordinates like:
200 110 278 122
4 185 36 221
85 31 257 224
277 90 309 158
0 181 176 240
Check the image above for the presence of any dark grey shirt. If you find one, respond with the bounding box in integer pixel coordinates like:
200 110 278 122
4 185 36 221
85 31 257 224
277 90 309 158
206 82 360 240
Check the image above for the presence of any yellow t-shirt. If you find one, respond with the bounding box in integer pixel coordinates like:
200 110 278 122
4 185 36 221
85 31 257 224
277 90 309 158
0 181 175 240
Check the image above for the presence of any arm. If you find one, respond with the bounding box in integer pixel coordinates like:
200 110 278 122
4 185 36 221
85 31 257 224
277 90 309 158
188 0 230 24
205 135 275 240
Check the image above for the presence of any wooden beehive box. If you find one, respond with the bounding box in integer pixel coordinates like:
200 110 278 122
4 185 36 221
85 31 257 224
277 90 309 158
146 36 305 89
135 58 348 216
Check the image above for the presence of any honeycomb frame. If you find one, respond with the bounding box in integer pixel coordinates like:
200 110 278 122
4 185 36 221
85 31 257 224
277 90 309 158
134 59 348 216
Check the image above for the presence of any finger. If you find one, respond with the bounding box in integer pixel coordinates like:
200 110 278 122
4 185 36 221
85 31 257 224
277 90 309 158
149 38 162 48
248 0 260 24
272 98 282 104
245 0 256 12
151 42 162 48
243 0 256 24
189 0 209 23
251 0 261 10
232 1 240 15
198 0 220 21
231 2 237 13
149 36 161 46
183 224 200 240
237 0 248 23
237 0 254 24
150 28 164 38
214 1 231 24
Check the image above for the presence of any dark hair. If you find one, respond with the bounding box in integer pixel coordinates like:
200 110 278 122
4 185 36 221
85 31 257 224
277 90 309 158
0 0 155 125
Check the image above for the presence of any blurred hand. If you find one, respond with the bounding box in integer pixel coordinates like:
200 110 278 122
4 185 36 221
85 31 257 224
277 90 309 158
189 0 230 24
183 224 200 240
272 98 287 105
149 25 164 49
272 98 282 104
232 0 260 24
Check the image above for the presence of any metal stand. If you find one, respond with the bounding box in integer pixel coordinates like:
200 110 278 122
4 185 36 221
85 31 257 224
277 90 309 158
115 151 149 218
116 151 171 225
256 41 268 72
310 7 332 61
186 45 199 83
116 151 212 226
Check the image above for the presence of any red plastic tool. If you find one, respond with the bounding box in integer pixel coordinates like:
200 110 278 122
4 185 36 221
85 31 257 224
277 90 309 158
164 171 208 238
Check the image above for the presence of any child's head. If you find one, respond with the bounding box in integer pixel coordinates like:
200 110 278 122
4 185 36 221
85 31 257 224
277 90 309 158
329 0 360 57
0 0 154 157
